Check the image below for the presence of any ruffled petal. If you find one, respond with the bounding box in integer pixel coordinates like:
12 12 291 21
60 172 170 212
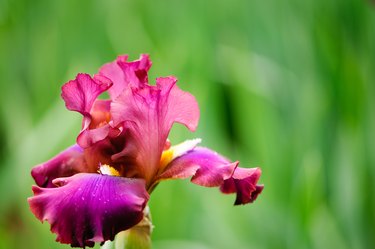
98 54 152 99
111 77 199 185
61 73 112 116
31 145 90 188
220 167 263 205
157 147 263 205
61 74 113 148
77 100 113 148
117 54 151 87
28 173 149 248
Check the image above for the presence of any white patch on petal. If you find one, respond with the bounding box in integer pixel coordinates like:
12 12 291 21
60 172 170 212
170 138 202 159
160 138 201 170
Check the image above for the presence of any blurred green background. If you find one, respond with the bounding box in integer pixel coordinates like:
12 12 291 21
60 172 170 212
0 0 374 248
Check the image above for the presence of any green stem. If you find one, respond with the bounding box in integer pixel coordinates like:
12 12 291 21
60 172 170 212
101 206 153 249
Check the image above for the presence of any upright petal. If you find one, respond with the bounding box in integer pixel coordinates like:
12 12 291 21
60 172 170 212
111 77 199 185
61 74 113 148
31 145 90 188
157 147 263 205
76 100 113 148
61 73 112 116
117 54 151 88
28 173 149 248
98 54 152 99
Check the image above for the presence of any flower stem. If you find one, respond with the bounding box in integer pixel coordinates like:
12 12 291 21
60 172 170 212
112 206 153 249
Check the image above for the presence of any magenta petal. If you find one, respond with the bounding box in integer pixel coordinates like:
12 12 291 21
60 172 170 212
158 147 263 205
158 147 234 185
98 54 151 99
155 77 200 131
61 74 113 148
117 54 151 87
28 173 149 248
61 73 112 116
77 100 112 148
220 167 263 205
77 124 111 148
31 145 89 188
111 77 199 184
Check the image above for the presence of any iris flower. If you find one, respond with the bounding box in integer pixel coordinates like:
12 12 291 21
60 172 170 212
28 54 263 248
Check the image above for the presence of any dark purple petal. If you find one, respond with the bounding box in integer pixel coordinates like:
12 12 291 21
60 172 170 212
28 173 149 248
111 77 199 185
98 54 151 99
31 145 90 188
157 147 263 205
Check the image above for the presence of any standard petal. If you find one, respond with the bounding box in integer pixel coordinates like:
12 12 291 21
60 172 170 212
31 145 90 188
117 54 151 87
62 74 113 148
111 77 199 185
155 77 200 131
157 147 263 205
28 173 149 248
77 100 113 148
98 54 151 99
61 73 112 116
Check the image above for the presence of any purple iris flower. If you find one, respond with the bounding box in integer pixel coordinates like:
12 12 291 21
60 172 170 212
28 54 263 248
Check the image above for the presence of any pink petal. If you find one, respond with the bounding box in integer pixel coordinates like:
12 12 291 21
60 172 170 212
98 54 151 99
110 77 199 185
61 74 113 148
220 167 263 205
31 145 91 188
28 173 149 248
61 73 112 116
77 100 113 148
157 147 263 205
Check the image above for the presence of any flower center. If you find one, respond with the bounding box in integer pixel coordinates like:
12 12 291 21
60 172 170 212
89 110 111 129
98 164 120 176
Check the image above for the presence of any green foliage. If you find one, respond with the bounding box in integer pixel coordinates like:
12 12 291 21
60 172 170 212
0 0 374 248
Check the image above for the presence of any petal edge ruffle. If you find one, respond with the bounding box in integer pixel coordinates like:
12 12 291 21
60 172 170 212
158 147 263 205
220 167 263 205
31 145 89 188
28 173 149 248
61 73 112 116
98 54 151 99
110 77 199 185
61 74 113 148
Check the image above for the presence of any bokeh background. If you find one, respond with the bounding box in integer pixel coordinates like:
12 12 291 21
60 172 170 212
0 0 374 248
